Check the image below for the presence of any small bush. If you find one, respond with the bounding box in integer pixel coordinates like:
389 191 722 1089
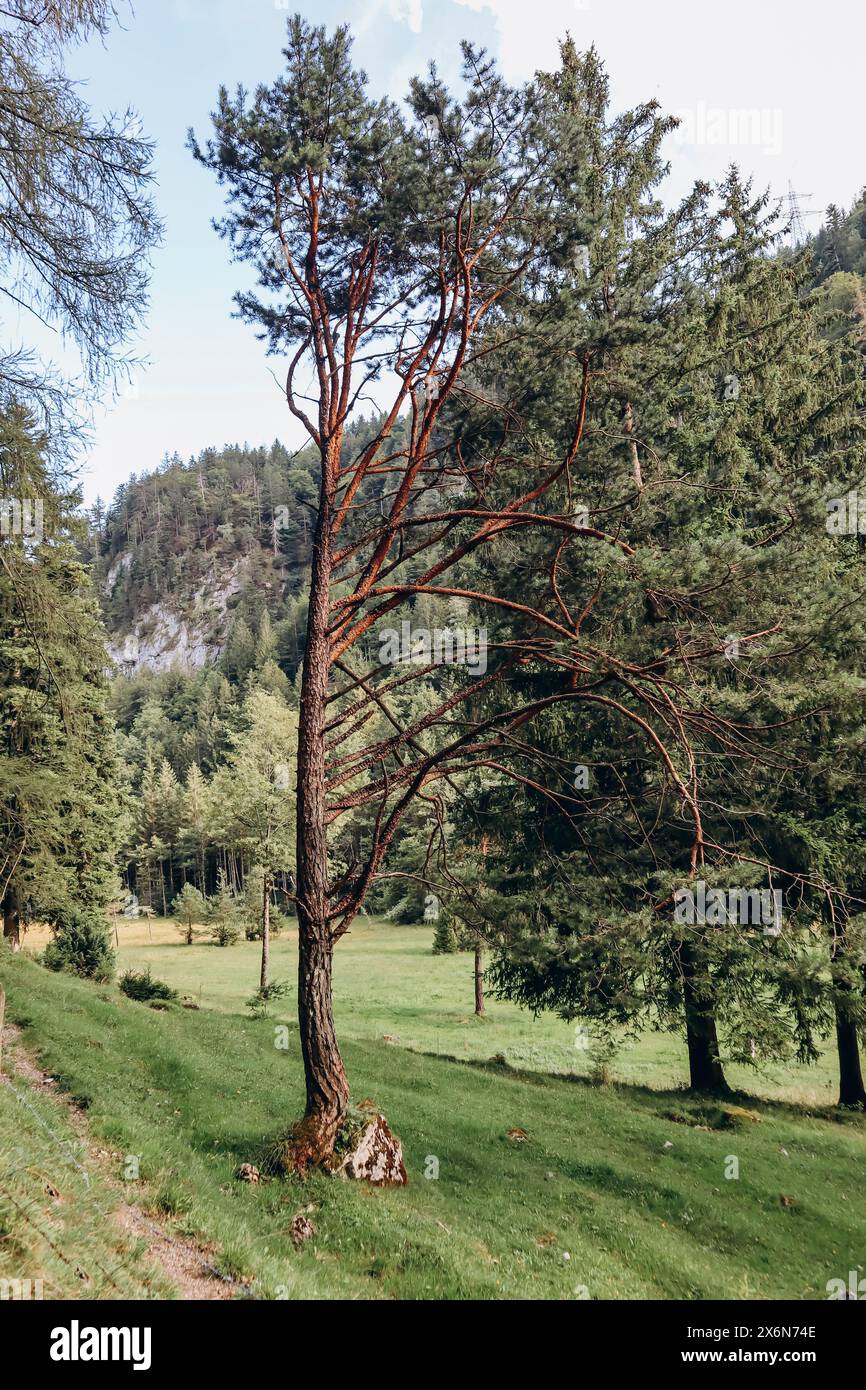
119 967 178 1004
210 917 241 948
587 1027 620 1086
42 907 115 982
207 870 245 946
245 979 291 1017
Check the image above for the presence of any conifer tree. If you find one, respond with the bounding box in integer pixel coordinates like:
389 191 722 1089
193 19 735 1159
194 19 864 1159
210 689 297 991
1 407 124 950
0 1 160 449
466 69 866 1097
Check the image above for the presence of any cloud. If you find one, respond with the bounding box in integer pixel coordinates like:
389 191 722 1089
453 0 588 78
390 0 424 34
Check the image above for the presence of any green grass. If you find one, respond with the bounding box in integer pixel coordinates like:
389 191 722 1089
0 1040 175 1299
1 919 864 1299
97 916 843 1105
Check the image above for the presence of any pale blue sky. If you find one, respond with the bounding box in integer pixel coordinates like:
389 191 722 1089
51 0 864 503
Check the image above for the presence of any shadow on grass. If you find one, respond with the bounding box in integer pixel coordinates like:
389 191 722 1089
408 1044 866 1128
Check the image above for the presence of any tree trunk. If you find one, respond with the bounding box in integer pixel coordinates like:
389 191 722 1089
623 399 643 489
827 912 866 1108
680 939 728 1093
2 890 20 952
296 919 349 1163
293 437 349 1165
474 940 485 1016
835 1004 866 1107
260 873 271 995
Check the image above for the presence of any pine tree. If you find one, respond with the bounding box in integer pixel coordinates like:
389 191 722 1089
207 868 243 947
432 910 459 955
179 761 210 891
171 882 207 945
471 116 866 1098
193 17 865 1160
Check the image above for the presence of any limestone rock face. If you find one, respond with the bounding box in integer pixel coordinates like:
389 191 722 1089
338 1112 407 1186
105 563 242 676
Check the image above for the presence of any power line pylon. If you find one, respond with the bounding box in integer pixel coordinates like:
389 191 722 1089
786 181 812 246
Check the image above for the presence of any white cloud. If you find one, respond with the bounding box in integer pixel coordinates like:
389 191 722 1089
454 0 587 78
390 0 424 35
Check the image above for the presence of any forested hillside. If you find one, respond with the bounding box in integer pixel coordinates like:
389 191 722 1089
89 436 324 677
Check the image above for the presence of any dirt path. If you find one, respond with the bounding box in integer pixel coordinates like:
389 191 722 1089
1 1021 234 1300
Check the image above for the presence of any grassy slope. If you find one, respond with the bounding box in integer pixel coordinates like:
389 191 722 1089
1 927 864 1300
53 916 843 1105
0 1037 175 1299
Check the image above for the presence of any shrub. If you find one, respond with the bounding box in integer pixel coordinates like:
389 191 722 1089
42 907 115 982
207 870 244 946
587 1026 620 1086
119 967 178 1003
210 916 241 948
245 978 291 1018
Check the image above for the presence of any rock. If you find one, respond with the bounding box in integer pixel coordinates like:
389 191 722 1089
721 1105 762 1128
106 564 242 676
337 1112 407 1186
291 1214 315 1245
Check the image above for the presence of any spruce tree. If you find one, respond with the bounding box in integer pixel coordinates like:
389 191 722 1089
1 407 124 951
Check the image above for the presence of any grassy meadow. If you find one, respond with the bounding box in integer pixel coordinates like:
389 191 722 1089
1 916 863 1300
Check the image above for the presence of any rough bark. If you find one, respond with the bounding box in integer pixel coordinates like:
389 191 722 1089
835 1004 866 1108
295 919 349 1163
680 939 728 1093
260 873 271 994
2 891 20 952
827 913 866 1108
293 437 350 1164
474 940 485 1016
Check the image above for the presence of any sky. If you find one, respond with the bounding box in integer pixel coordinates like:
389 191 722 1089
42 0 865 503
